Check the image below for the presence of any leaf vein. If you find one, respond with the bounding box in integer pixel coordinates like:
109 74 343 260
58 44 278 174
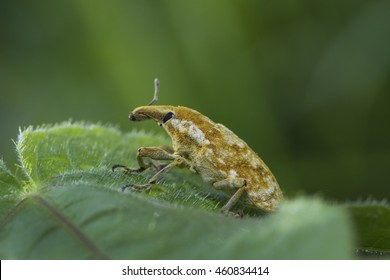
32 195 109 259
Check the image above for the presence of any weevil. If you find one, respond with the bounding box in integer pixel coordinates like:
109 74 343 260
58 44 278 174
113 79 283 215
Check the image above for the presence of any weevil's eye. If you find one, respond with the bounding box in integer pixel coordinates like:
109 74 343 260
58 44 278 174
163 112 175 123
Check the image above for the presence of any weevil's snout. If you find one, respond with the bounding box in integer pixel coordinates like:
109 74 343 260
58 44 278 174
128 105 175 124
128 112 137 121
128 111 150 121
128 106 163 122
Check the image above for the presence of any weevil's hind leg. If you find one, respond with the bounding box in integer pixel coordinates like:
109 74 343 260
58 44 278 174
221 187 246 217
213 178 247 216
122 157 185 192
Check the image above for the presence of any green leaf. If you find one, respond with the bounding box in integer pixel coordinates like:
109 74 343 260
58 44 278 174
0 160 23 221
0 122 356 259
346 202 390 258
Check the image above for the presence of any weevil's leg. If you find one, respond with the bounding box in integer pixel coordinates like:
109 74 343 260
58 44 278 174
220 187 246 216
112 146 175 174
149 146 174 171
213 178 247 216
112 164 146 174
137 146 176 165
150 161 170 171
122 157 186 192
213 178 247 190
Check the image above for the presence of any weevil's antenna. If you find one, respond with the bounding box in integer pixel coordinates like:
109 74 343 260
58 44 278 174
148 78 160 105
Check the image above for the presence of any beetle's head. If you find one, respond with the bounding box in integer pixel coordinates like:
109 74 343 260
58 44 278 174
129 79 212 144
129 105 177 125
128 79 177 125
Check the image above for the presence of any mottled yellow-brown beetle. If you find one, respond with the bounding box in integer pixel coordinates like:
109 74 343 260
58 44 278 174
113 79 283 215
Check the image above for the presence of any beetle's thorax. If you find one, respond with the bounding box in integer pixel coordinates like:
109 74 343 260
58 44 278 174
163 106 214 159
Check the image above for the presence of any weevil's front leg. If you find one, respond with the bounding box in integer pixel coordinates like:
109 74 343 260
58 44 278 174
112 146 176 174
122 157 187 192
112 164 144 174
213 178 247 216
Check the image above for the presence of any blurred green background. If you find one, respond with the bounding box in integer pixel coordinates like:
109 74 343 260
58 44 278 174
1 0 389 202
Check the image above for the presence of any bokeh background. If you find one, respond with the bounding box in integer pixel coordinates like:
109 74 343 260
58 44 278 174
1 0 389 202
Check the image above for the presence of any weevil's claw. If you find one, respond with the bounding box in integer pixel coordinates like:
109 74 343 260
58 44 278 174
221 209 244 218
121 183 152 192
236 209 245 218
112 164 146 174
112 164 126 172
